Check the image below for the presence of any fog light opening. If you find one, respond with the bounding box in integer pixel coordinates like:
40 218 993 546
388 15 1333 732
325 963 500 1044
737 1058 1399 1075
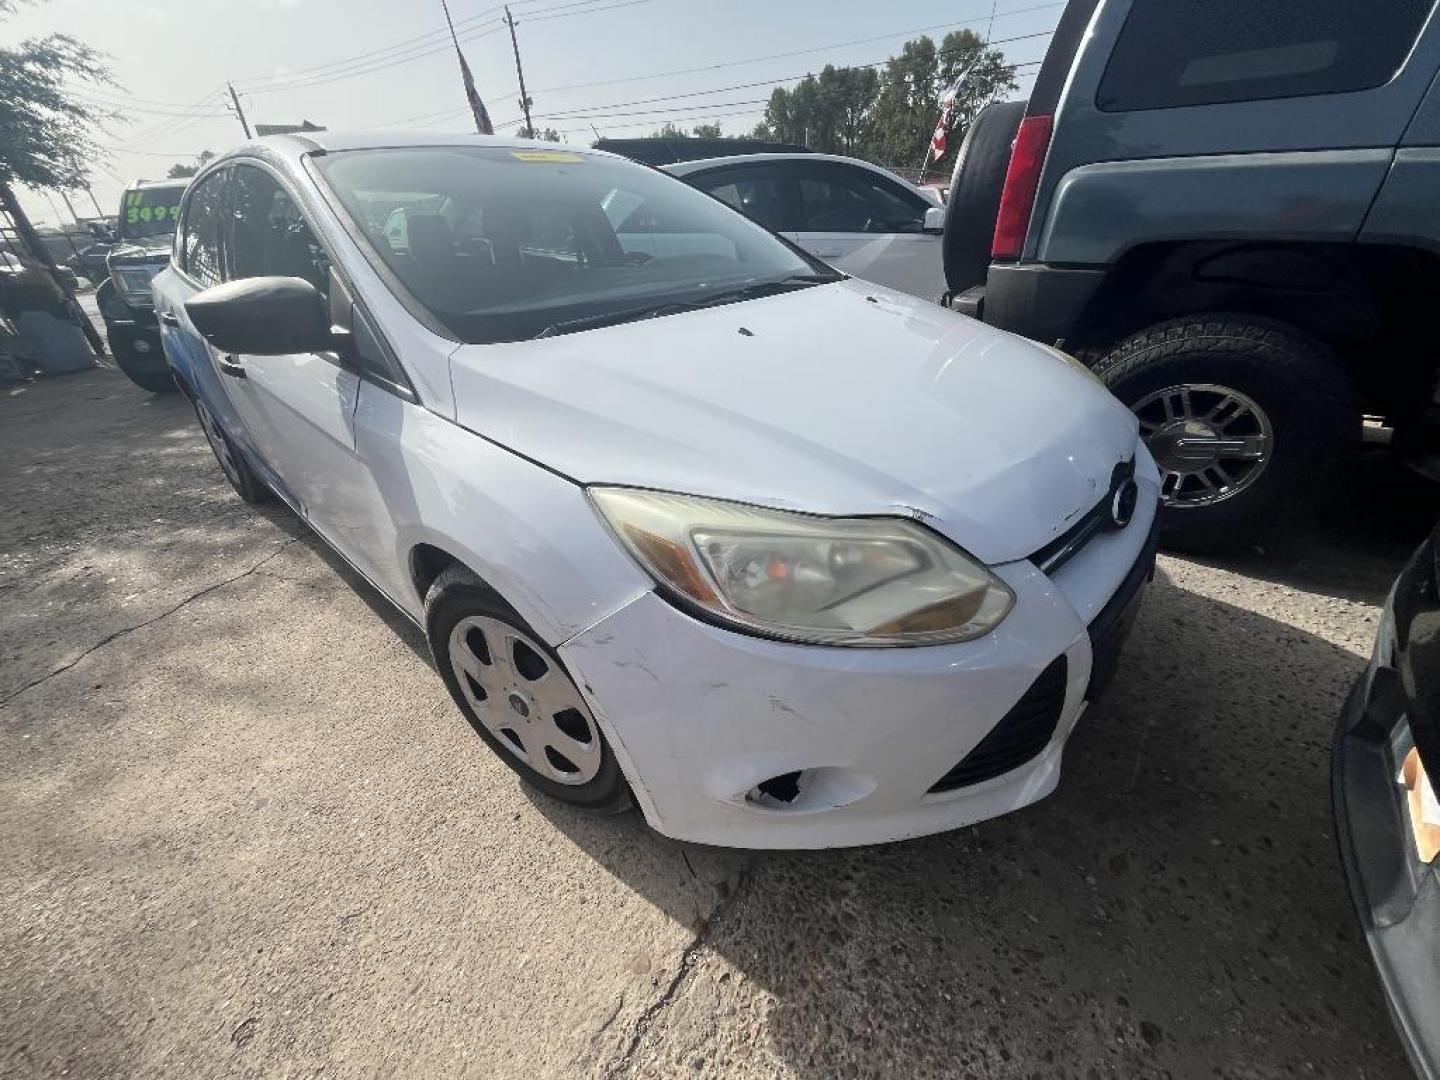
749 770 803 808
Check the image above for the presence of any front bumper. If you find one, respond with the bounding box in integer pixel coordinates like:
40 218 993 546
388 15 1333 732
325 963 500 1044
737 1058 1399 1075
562 462 1160 849
1333 601 1440 1080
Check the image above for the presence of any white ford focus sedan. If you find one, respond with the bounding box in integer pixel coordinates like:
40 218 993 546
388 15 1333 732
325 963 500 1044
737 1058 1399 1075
153 132 1159 850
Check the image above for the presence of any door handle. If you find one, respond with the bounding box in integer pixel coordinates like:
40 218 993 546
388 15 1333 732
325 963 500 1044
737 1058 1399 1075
217 354 247 379
159 310 179 326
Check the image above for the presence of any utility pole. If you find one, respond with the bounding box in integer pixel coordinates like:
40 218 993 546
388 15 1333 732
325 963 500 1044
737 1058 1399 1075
227 82 253 139
503 6 534 137
56 188 83 227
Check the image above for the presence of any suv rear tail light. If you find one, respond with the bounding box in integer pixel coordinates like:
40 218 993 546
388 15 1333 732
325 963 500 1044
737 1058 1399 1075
991 114 1054 261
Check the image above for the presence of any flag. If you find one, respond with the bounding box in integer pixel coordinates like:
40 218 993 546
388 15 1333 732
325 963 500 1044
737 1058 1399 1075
930 116 949 157
458 50 494 135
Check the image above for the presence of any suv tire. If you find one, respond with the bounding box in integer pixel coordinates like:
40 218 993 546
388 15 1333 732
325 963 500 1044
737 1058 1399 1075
942 99 1027 296
1093 315 1357 552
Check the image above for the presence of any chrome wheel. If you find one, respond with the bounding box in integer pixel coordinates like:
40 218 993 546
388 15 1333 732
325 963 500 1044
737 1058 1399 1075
1133 383 1274 508
195 399 242 487
447 615 602 785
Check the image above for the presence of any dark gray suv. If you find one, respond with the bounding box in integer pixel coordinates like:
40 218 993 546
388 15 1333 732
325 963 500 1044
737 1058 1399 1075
945 0 1440 550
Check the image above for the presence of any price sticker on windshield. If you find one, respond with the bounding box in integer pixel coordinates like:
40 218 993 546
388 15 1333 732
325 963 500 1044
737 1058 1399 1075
510 150 584 164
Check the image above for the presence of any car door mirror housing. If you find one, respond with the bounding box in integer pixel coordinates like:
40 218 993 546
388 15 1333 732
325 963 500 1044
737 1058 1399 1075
923 206 946 234
184 276 336 356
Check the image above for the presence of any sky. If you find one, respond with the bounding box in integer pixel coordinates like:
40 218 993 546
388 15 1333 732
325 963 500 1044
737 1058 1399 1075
5 0 1061 227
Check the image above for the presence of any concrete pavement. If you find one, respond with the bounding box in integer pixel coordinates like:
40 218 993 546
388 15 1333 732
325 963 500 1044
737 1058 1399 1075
1 368 1427 1078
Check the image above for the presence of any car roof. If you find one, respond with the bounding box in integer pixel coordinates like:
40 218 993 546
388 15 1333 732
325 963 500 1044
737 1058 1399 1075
251 130 619 157
663 152 920 186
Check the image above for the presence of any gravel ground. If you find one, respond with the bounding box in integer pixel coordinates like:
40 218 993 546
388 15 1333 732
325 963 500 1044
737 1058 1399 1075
2 368 1433 1079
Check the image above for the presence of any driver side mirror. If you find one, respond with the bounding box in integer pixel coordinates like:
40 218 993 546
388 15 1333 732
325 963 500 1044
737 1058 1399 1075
923 206 946 235
185 276 337 356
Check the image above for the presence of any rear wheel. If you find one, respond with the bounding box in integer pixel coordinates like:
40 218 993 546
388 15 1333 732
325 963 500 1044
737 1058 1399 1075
193 397 270 504
426 565 632 813
1094 316 1358 552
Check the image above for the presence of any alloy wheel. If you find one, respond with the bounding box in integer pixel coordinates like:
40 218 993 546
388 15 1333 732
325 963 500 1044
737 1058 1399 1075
1132 383 1274 508
447 615 602 785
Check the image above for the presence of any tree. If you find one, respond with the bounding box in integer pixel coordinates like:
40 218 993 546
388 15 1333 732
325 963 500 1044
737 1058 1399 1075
690 123 723 139
165 150 215 180
0 2 115 190
536 128 562 143
868 30 1016 176
751 32 1015 176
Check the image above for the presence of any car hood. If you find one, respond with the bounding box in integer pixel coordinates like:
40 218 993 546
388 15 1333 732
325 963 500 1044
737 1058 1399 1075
448 279 1139 565
108 236 172 265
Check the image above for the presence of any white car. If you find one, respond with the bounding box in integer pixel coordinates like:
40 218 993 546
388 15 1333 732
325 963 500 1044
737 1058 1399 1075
665 153 946 300
154 132 1158 850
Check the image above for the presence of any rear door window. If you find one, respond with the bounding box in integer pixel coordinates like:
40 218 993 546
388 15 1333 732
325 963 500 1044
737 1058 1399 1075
1097 0 1436 112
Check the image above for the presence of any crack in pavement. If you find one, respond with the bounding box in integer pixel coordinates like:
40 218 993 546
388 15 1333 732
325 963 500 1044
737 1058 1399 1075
600 866 751 1080
0 539 300 710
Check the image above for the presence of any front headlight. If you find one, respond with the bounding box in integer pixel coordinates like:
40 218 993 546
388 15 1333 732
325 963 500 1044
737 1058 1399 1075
110 265 161 303
590 488 1015 647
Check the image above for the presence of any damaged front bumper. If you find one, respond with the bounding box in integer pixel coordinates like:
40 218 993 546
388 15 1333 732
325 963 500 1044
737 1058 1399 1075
561 469 1160 850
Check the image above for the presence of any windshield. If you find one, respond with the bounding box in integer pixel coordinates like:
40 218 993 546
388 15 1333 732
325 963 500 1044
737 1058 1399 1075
312 146 830 344
118 185 187 241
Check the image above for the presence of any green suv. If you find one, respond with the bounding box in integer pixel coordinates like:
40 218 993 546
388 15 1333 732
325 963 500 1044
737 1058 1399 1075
945 0 1440 550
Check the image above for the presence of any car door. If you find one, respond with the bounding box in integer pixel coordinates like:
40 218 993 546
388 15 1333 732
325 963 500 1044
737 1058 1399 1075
156 166 257 459
786 161 944 299
218 162 389 559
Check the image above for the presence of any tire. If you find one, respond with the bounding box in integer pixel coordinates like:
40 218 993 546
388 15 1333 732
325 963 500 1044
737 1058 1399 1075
425 564 633 814
942 99 1027 296
191 396 271 504
108 332 177 394
1093 315 1358 553
116 365 177 394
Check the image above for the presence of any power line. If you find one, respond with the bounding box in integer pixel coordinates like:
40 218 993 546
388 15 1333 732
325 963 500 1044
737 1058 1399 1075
511 0 1063 100
235 0 648 96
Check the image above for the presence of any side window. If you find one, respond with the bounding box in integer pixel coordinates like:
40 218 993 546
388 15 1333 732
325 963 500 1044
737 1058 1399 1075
690 167 786 231
228 164 331 296
797 166 927 234
1098 0 1436 112
179 170 227 287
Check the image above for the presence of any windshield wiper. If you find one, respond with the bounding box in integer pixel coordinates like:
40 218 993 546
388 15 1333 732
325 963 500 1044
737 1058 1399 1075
688 273 841 309
529 275 840 340
531 301 699 340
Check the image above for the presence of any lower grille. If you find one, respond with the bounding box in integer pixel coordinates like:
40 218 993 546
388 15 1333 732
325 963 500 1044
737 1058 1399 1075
928 655 1069 793
1085 514 1160 701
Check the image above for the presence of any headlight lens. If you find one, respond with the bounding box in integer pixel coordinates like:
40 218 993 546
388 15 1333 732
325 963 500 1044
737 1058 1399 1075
111 265 161 303
590 488 1015 647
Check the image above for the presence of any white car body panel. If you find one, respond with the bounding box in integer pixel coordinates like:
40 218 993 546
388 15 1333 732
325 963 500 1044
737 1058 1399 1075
154 132 1158 850
782 229 944 301
667 153 946 300
449 278 1138 566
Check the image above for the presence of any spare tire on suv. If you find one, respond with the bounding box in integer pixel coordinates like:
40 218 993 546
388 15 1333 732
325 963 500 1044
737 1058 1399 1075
942 99 1026 297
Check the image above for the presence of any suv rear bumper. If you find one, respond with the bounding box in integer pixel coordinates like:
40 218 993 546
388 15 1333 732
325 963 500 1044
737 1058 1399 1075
954 263 1105 347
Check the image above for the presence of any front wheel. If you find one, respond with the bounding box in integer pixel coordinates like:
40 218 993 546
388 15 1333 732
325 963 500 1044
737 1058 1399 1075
1094 316 1357 552
426 565 632 814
